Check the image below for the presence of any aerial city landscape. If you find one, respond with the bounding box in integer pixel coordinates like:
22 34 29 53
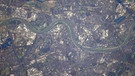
0 0 135 76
